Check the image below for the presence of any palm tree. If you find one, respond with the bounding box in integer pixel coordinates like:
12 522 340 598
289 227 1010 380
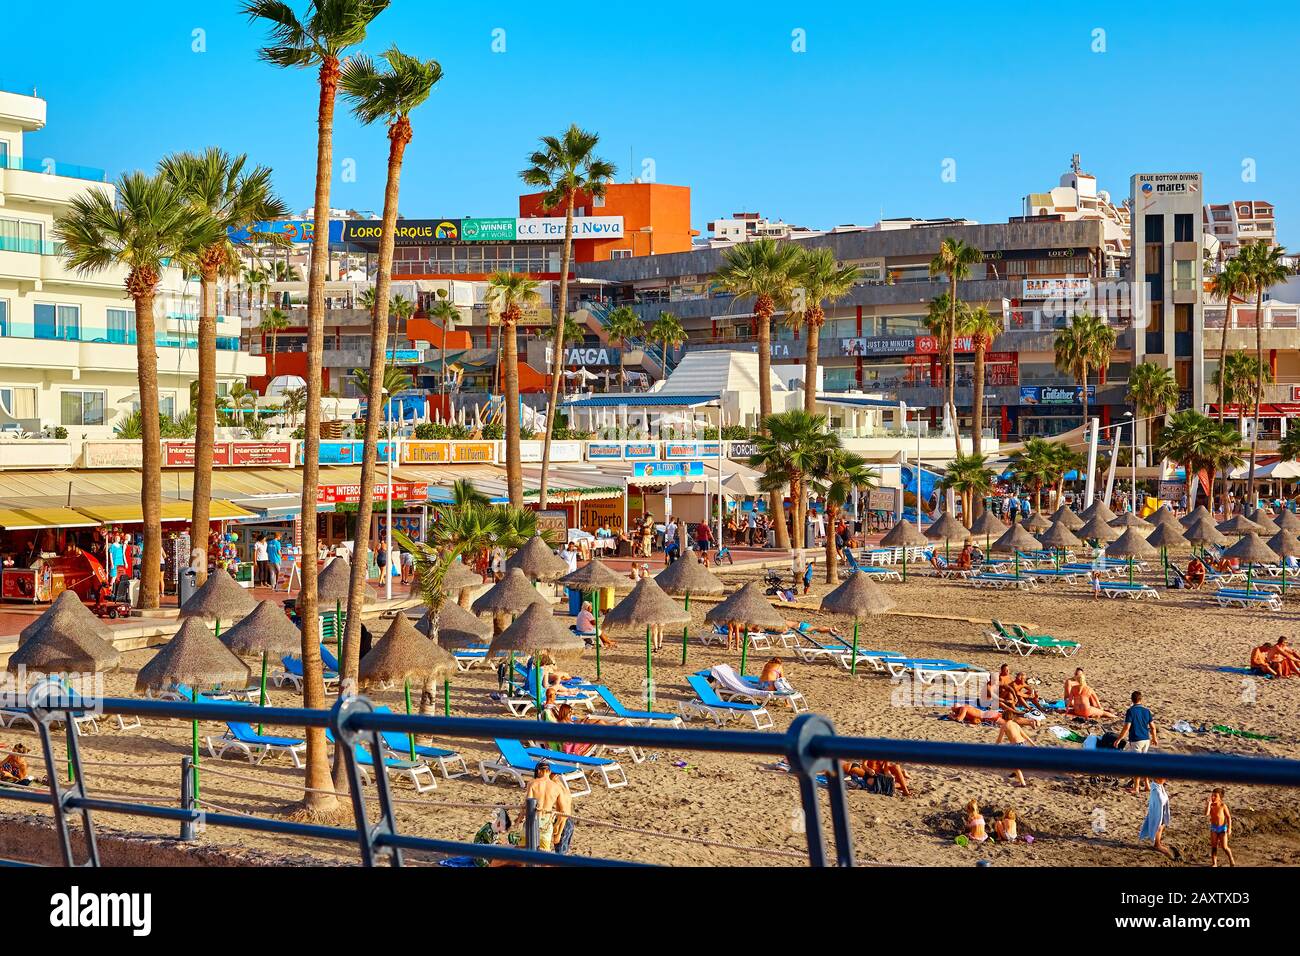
352 364 413 399
227 381 260 429
604 306 645 390
485 272 541 506
56 172 220 609
428 298 460 409
242 265 268 311
243 0 389 819
259 307 291 377
520 125 616 508
1210 425 1247 517
648 311 686 376
713 238 803 549
939 453 994 528
1048 442 1086 510
1158 410 1226 510
810 447 876 583
958 305 1003 458
1053 311 1116 427
388 292 416 369
1127 360 1180 462
1009 437 1062 512
1236 241 1291 503
538 315 587 399
748 410 837 550
929 237 983 455
159 150 287 583
1279 429 1300 464
281 386 307 429
924 293 957 430
1209 258 1250 424
791 247 860 412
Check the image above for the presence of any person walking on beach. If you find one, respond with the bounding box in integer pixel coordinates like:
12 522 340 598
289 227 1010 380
266 532 283 589
1118 690 1157 795
1205 788 1236 867
253 534 271 588
1139 778 1174 860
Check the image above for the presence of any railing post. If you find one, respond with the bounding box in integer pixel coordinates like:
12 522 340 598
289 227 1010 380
179 758 196 842
331 695 403 867
785 713 855 868
524 798 539 856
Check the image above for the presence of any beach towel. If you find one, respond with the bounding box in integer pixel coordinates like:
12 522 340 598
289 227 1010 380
1047 726 1085 743
1138 782 1170 843
1218 666 1271 678
1210 724 1277 741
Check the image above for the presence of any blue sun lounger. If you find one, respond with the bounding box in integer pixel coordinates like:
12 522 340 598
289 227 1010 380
1099 582 1160 600
1212 588 1283 611
371 706 469 778
679 674 773 729
325 727 437 792
592 685 683 726
206 721 305 766
275 654 340 691
518 742 628 789
479 738 591 796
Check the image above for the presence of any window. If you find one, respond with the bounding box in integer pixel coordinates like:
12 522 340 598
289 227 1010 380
1174 214 1194 243
1173 260 1195 293
0 386 37 419
610 249 631 260
159 393 176 420
34 303 80 341
0 217 44 254
593 195 605 208
106 308 135 344
0 140 8 165
1144 216 1164 243
0 298 8 336
1144 243 1163 278
1147 302 1162 334
1174 304 1193 333
61 390 105 426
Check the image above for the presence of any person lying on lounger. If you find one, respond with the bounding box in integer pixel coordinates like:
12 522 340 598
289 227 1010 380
758 657 792 693
1250 642 1282 677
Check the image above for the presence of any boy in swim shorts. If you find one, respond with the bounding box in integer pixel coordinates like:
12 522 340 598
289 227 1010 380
1205 788 1235 867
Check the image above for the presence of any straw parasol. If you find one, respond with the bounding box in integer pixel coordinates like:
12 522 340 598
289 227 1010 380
1148 505 1182 531
416 599 491 648
1183 516 1228 550
179 569 256 627
505 535 569 582
925 512 970 563
655 556 725 667
1218 514 1263 536
1246 508 1279 535
317 556 355 603
471 567 548 616
136 617 251 802
1038 520 1083 558
1223 532 1279 593
602 578 690 705
990 523 1041 578
1077 514 1121 544
1180 504 1211 527
705 581 787 674
442 561 486 608
880 518 930 581
1110 511 1153 532
1146 522 1188 585
220 600 303 718
1021 511 1052 534
557 557 637 679
1106 527 1159 585
1050 503 1085 531
360 615 457 748
7 592 121 676
969 509 1006 554
819 571 896 674
488 602 586 711
1275 509 1300 534
1266 531 1300 595
1080 499 1116 523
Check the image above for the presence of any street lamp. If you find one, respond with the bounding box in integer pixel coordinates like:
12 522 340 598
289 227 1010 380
381 387 395 600
1124 410 1136 513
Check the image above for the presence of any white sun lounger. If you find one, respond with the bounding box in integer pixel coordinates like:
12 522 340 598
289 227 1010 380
1100 582 1160 600
679 675 774 729
707 664 808 713
1213 589 1284 611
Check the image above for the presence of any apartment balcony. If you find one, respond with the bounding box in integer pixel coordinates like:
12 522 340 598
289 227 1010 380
1203 309 1298 353
0 327 257 375
0 161 111 209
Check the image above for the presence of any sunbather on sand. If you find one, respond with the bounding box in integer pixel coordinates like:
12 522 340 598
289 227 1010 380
1009 673 1041 711
1064 667 1086 705
1272 637 1300 677
1067 675 1119 720
1250 642 1282 677
949 703 1001 724
0 743 32 785
994 808 1019 842
758 657 787 692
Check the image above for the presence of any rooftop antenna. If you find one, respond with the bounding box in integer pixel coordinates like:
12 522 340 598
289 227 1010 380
1070 153 1082 174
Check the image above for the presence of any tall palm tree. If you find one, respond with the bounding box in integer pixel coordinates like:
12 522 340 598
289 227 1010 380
1158 410 1227 510
56 172 221 609
427 298 460 410
929 237 983 455
159 149 287 584
648 311 686 376
1127 361 1180 460
1209 258 1250 424
958 304 1003 458
1236 240 1291 502
259 307 291 377
714 238 803 549
924 293 959 437
243 0 389 819
1009 437 1062 513
810 447 876 583
604 306 645 390
351 365 413 399
281 386 307 429
748 410 837 550
788 247 860 412
228 381 260 428
242 265 268 311
538 314 587 399
388 292 416 370
1053 311 1116 427
485 272 541 506
519 125 616 508
939 453 994 529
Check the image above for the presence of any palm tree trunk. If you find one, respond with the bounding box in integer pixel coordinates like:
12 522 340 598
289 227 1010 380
790 475 803 550
131 286 163 609
803 310 821 414
538 198 576 508
824 503 838 584
334 117 411 796
503 315 524 506
296 56 343 817
756 298 790 550
1247 287 1264 504
190 263 218 586
949 275 960 456
1216 295 1232 424
971 343 985 457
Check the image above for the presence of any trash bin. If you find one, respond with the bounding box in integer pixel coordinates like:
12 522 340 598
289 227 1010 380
567 587 584 617
178 568 198 607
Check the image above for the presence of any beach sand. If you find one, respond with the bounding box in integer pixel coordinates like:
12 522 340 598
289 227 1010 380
3 556 1298 867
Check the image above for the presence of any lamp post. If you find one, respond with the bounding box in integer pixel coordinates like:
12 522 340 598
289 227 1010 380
381 387 394 600
1124 410 1136 513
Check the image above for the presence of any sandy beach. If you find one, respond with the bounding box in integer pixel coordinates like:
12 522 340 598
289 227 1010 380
3 554 1299 867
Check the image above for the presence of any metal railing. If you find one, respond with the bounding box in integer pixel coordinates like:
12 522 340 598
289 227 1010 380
5 687 1300 868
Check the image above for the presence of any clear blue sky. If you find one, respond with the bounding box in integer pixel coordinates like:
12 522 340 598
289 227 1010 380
7 1 1297 244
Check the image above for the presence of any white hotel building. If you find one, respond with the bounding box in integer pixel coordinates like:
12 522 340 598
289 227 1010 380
0 86 262 446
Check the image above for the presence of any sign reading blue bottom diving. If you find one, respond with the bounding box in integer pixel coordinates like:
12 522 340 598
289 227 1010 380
633 460 705 479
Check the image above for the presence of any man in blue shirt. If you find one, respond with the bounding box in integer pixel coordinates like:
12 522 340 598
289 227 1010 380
1119 690 1157 795
266 532 283 588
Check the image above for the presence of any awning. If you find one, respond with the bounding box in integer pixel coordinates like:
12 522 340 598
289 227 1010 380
74 500 255 524
561 393 720 409
0 506 101 531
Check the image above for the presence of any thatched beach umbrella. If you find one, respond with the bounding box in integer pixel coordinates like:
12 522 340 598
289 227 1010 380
1247 508 1279 535
471 567 548 617
991 523 1041 578
415 600 491 716
925 512 970 563
1180 503 1212 528
819 571 896 675
505 535 569 583
1050 503 1085 531
1080 499 1116 523
8 592 121 676
442 561 486 609
558 558 635 677
1106 527 1159 586
1021 511 1052 534
316 557 357 646
969 508 1006 555
1111 511 1154 532
705 581 787 674
360 615 457 751
880 518 930 581
655 557 725 666
1149 505 1183 531
1223 532 1279 593
136 617 251 802
1146 522 1188 585
179 569 256 636
1218 514 1263 536
1039 520 1083 566
220 600 302 726
1266 531 1300 595
1183 516 1228 553
489 602 586 715
1274 509 1300 533
602 578 690 707
1078 514 1121 546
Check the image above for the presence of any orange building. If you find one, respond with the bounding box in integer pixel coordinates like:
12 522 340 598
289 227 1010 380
517 182 695 263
